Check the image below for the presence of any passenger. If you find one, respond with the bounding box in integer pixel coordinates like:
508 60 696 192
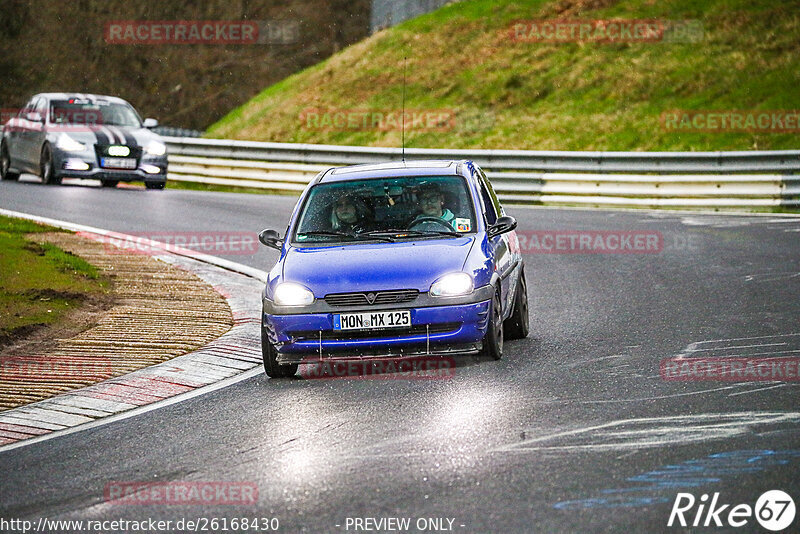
330 195 371 232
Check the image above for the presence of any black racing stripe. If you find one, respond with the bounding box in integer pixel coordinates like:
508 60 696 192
93 127 111 145
117 127 138 148
105 126 123 144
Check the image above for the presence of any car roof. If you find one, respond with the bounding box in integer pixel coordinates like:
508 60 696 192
319 160 471 183
31 93 132 105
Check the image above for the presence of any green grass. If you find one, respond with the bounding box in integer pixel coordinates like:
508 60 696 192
164 180 299 196
207 0 800 152
0 215 108 346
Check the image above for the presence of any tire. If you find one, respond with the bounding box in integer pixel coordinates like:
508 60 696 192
503 270 530 340
40 144 60 185
102 180 119 188
481 290 504 360
261 326 298 378
1 142 20 181
145 182 165 190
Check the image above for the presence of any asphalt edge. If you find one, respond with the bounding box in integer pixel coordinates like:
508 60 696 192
0 208 268 453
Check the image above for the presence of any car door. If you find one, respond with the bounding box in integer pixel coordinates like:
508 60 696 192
20 96 46 169
475 166 514 317
29 96 50 166
8 97 36 169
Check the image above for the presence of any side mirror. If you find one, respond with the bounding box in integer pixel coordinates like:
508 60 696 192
26 112 43 123
488 216 517 238
258 229 283 250
143 118 159 129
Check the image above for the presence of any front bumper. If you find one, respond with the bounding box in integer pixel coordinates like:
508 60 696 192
263 299 491 364
53 149 167 183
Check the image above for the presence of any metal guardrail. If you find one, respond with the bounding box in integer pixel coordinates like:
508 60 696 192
163 136 800 208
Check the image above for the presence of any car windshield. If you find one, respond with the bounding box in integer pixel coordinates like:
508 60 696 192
49 100 142 128
293 175 476 244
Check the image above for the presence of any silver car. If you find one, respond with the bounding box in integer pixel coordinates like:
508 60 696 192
1 93 168 189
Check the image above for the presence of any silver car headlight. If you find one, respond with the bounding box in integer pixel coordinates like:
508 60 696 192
430 272 474 297
144 141 166 156
56 134 86 152
273 282 314 306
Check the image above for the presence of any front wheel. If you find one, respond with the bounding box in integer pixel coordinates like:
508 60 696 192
1 142 20 181
40 144 61 185
481 291 504 360
504 270 529 340
145 182 165 190
101 180 119 188
261 326 298 378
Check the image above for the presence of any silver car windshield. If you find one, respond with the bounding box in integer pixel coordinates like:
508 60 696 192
49 100 142 128
293 175 476 244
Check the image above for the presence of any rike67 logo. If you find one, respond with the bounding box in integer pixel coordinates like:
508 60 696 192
668 490 795 531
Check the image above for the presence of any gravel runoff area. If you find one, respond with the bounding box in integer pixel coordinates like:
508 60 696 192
0 231 234 410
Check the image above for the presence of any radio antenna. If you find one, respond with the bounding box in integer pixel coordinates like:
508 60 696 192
401 56 407 162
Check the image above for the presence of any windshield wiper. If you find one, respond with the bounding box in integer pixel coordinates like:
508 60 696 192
360 229 463 238
297 231 393 242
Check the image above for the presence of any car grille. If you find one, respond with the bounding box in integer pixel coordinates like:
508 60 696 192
93 144 142 167
291 323 460 341
324 289 419 307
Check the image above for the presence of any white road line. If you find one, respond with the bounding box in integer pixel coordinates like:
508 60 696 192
0 209 269 453
0 208 268 283
506 204 800 218
685 333 800 347
728 383 790 397
579 384 748 403
689 342 789 353
0 367 263 454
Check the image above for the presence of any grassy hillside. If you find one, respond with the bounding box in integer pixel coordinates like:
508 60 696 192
208 0 800 151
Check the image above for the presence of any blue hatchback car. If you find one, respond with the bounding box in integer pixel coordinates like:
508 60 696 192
258 160 529 378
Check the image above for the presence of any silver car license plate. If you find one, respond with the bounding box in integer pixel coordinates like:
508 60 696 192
101 157 137 169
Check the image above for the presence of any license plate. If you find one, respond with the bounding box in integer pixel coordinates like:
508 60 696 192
101 157 137 169
334 310 411 331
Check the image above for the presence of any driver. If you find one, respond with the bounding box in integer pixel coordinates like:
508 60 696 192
330 195 371 232
411 184 456 228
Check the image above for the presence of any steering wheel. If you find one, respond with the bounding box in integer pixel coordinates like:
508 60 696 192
409 216 455 232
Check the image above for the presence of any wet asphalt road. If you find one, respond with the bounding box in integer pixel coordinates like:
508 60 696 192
1 177 800 533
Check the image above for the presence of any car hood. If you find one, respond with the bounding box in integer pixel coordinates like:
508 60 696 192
50 125 162 148
282 237 476 295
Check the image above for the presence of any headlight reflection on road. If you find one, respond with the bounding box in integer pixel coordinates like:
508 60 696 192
279 448 319 480
433 386 504 443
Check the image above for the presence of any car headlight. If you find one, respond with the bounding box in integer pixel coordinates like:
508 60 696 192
273 282 315 306
430 272 474 297
144 141 166 156
56 134 86 152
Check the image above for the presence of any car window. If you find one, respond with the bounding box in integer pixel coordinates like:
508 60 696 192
24 97 40 117
477 171 499 225
480 169 503 217
21 98 36 116
49 100 141 127
293 175 476 243
35 97 48 119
